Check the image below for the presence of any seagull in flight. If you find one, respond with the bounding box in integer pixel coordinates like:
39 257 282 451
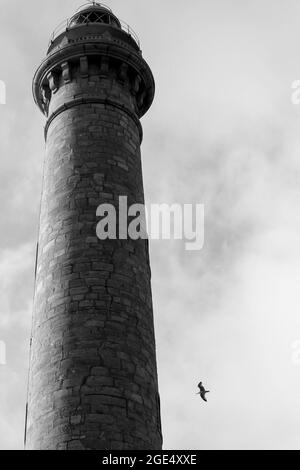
197 382 210 402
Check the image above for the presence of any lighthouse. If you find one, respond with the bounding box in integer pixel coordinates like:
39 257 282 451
25 2 162 450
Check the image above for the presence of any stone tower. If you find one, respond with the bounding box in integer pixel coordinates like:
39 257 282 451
25 2 162 450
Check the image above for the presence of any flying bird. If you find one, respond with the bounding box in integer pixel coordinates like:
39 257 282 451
197 382 210 402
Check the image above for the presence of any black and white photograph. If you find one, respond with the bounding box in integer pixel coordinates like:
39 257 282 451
0 0 300 453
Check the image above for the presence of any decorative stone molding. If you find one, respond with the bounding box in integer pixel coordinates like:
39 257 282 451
80 56 89 78
33 41 155 119
132 74 141 95
41 85 51 111
61 61 71 83
100 56 109 76
39 54 149 129
46 71 58 93
118 63 128 83
44 97 143 143
137 90 146 109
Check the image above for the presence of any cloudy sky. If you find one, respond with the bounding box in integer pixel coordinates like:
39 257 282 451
1 0 300 450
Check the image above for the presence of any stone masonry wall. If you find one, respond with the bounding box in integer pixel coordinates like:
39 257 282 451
26 67 162 450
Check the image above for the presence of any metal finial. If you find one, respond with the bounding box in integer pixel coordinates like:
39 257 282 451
76 2 113 12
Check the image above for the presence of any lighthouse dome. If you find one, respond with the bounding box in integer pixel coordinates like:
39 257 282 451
47 2 141 53
69 3 121 29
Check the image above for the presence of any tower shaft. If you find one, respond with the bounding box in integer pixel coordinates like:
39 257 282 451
26 4 162 450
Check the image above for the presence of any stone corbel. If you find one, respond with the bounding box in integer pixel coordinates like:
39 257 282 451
80 56 89 78
46 71 59 93
132 74 141 95
41 85 51 115
137 90 146 108
61 62 71 83
118 63 128 83
41 85 51 104
100 56 109 76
